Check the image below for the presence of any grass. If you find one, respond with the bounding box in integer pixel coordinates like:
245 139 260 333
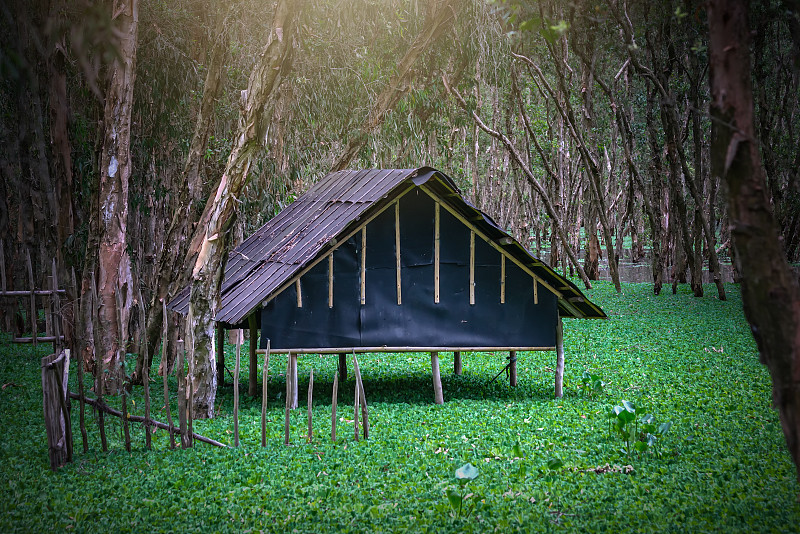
0 281 798 532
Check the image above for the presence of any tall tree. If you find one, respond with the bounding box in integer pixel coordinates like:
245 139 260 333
708 0 800 483
86 0 139 393
184 0 303 418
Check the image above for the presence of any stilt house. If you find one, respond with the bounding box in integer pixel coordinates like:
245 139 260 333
170 167 605 399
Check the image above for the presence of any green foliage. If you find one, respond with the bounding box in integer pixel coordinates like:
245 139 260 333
608 400 672 456
0 282 798 533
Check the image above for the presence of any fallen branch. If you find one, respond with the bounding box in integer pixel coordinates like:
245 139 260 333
68 391 227 448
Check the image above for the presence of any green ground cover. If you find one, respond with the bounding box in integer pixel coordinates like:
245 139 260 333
1 282 797 532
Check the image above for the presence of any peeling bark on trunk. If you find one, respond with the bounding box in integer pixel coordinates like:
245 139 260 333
708 0 800 484
94 0 139 394
331 0 462 172
185 0 303 419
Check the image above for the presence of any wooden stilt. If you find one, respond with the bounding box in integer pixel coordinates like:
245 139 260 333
338 352 347 381
509 351 517 387
261 339 270 447
248 315 258 397
453 351 462 375
431 351 443 405
555 317 565 398
233 334 241 447
216 323 225 386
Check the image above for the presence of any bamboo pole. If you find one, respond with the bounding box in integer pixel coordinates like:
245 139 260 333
71 268 88 453
137 285 151 450
234 333 241 447
51 259 61 354
500 255 506 304
248 314 258 397
260 339 270 446
26 248 36 347
431 351 443 405
115 290 131 453
352 352 368 440
91 272 108 452
307 369 314 442
555 317 565 398
162 301 175 449
51 351 74 464
331 369 338 442
284 355 292 446
176 336 187 449
454 351 462 375
68 392 227 448
296 279 303 308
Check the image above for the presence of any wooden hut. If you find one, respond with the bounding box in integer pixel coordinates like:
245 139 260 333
170 167 605 401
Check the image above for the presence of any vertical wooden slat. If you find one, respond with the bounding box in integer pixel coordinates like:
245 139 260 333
454 351 462 375
26 249 36 347
261 339 270 447
469 231 475 306
434 202 440 303
395 201 402 305
296 278 303 308
162 301 175 449
51 259 61 354
534 278 538 305
500 255 506 304
328 253 334 308
176 335 187 449
360 227 366 305
555 317 565 398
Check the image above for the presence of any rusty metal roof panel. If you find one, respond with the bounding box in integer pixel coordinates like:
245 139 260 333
168 167 605 323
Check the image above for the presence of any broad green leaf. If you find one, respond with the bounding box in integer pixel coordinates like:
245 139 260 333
455 463 479 481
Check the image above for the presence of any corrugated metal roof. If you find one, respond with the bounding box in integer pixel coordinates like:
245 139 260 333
168 167 606 323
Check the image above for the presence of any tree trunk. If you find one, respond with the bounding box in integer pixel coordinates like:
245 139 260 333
185 0 302 419
94 0 139 394
708 0 800 484
331 0 462 171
